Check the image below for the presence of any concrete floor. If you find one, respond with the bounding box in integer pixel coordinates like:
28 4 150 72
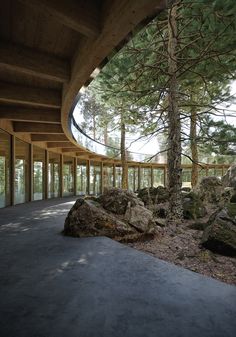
0 198 236 337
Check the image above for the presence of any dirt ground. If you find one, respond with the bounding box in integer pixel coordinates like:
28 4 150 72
126 218 236 286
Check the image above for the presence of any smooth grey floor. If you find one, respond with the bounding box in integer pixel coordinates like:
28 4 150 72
0 198 236 337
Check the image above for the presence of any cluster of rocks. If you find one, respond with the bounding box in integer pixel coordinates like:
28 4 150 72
63 164 236 256
63 188 157 242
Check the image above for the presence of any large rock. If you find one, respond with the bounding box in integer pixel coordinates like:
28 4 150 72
99 188 143 214
201 206 236 256
183 192 207 220
63 188 157 240
198 176 223 204
222 164 236 188
137 186 169 206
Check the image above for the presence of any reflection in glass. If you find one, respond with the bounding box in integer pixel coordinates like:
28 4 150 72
140 167 151 189
90 162 101 195
77 160 87 195
15 139 29 204
153 168 164 187
48 152 60 198
0 129 11 207
63 156 74 196
182 169 191 188
128 166 138 192
103 164 113 190
33 146 45 200
115 166 122 188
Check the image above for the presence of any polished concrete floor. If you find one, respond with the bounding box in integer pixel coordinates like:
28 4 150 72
0 198 236 337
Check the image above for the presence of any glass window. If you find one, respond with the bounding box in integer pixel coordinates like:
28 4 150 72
63 156 74 196
128 166 138 192
140 167 151 188
115 166 122 188
33 146 45 200
153 168 165 187
182 169 192 188
199 168 207 180
90 162 101 195
103 163 113 190
15 139 29 204
0 129 11 207
48 152 60 198
77 160 87 195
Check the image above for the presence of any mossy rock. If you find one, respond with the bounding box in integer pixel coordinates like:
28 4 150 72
230 194 236 203
226 203 236 218
202 208 236 256
188 222 209 231
183 192 207 220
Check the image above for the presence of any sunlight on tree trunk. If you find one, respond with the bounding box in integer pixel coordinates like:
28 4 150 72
167 1 183 224
190 106 199 188
121 113 128 189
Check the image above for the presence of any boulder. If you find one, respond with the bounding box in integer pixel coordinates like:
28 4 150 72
99 188 143 214
222 164 236 188
183 192 207 220
63 188 157 240
201 207 236 256
198 176 223 204
124 201 155 232
63 198 134 238
137 186 169 206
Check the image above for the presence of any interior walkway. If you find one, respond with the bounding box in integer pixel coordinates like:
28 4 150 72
0 198 236 337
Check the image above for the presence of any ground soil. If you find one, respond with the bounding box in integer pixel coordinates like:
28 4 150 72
126 213 236 286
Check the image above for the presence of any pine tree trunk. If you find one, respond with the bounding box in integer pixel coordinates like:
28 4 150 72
92 112 96 140
167 2 183 223
190 107 199 188
104 123 108 146
120 115 128 189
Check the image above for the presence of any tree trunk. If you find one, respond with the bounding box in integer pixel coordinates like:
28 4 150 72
104 123 108 146
120 114 128 189
167 2 183 223
190 107 199 188
92 112 96 140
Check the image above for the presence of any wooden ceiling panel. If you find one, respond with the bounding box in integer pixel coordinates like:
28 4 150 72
0 82 61 108
0 65 63 90
0 0 12 40
4 0 81 59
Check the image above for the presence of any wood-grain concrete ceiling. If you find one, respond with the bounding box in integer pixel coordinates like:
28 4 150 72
0 0 167 162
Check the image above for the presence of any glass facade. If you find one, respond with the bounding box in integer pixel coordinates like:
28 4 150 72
0 130 11 207
90 162 101 195
103 164 113 190
115 166 122 188
153 168 165 187
63 156 74 196
33 146 45 200
48 152 60 198
0 128 230 208
77 160 87 195
15 139 29 204
140 167 152 189
128 166 138 192
182 169 192 188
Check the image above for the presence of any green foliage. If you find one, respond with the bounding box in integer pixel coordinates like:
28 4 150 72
81 0 236 161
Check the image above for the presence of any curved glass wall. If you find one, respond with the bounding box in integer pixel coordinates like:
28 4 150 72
63 156 74 196
15 139 29 204
33 146 45 200
76 160 87 195
48 152 60 198
90 162 101 195
0 130 11 207
71 117 166 163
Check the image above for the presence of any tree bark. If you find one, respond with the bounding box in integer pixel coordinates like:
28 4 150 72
167 1 183 223
120 113 128 189
190 106 199 188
